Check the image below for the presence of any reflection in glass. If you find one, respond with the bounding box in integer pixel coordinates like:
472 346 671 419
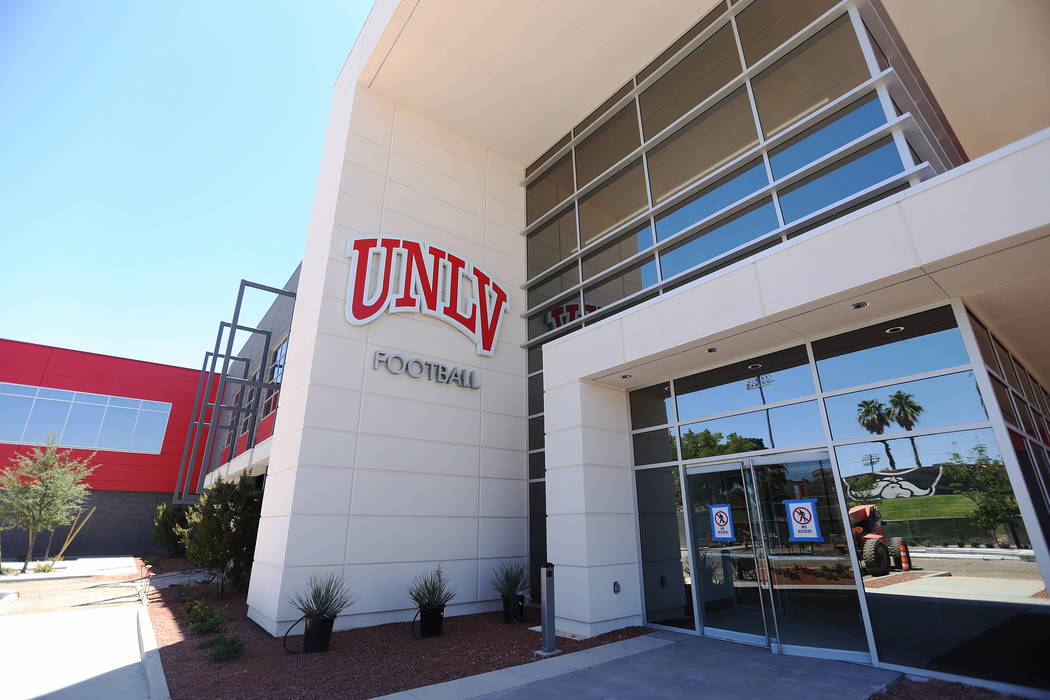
676 346 813 421
37 388 75 401
686 466 766 639
97 407 137 450
0 394 34 441
574 104 640 187
578 159 649 246
583 257 658 311
0 383 37 396
528 374 544 416
814 307 966 392
659 199 779 279
768 401 825 448
769 94 885 180
131 409 168 453
22 399 71 444
654 161 769 242
646 88 758 204
751 458 868 651
62 403 106 448
637 467 695 629
840 428 1050 688
582 224 654 280
528 482 547 598
990 377 1018 428
680 412 770 460
528 416 544 452
993 338 1023 395
526 154 574 224
528 451 545 480
778 138 903 223
630 383 674 429
967 314 1001 375
639 24 741 139
527 266 579 310
752 16 869 139
825 371 987 444
528 294 584 340
735 0 839 66
634 428 678 465
527 208 578 278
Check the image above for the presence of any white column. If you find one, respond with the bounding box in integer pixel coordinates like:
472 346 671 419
543 377 643 637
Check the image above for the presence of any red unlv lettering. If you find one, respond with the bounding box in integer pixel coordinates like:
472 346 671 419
345 237 508 356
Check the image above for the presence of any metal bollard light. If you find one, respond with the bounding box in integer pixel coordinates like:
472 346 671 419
535 562 561 657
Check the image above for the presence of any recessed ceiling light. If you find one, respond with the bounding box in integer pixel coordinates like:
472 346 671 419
885 326 905 334
851 301 869 310
707 347 718 353
747 363 762 370
620 374 632 379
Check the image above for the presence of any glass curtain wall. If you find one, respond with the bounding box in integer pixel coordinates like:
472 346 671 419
523 0 940 591
631 305 1050 689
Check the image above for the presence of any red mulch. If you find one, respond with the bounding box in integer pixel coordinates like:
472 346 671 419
148 582 650 700
871 678 1025 699
155 557 197 573
1033 589 1047 599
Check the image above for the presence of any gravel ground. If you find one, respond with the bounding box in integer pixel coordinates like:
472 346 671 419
872 678 1027 699
149 582 650 700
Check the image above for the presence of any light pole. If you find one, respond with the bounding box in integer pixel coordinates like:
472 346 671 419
747 374 774 446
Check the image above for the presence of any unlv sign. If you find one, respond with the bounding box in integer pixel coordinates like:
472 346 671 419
345 237 508 356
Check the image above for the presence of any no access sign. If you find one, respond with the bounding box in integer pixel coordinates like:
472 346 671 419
784 499 823 542
710 504 735 542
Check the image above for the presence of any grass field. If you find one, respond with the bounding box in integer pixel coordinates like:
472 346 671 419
868 493 974 520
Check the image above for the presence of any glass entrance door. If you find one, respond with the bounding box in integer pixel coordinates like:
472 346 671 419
686 451 870 660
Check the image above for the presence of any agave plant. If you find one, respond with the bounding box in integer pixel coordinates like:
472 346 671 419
491 561 528 597
408 565 456 609
289 573 354 619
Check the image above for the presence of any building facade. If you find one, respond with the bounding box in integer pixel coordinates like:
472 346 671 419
194 0 1050 693
0 339 210 555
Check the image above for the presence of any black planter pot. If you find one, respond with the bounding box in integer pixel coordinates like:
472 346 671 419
501 594 525 623
419 605 445 637
303 614 335 653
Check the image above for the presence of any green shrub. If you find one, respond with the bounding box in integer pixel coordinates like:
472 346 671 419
183 599 211 625
141 552 161 570
207 635 244 662
408 565 456 608
189 609 227 635
289 572 354 618
197 635 221 649
34 562 54 573
175 475 262 596
153 504 188 557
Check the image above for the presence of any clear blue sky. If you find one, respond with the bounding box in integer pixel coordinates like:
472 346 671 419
0 0 372 368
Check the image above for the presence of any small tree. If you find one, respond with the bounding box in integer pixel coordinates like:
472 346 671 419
176 474 262 596
153 503 189 556
943 443 1022 546
0 437 97 573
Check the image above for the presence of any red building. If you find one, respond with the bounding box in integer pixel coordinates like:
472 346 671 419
0 339 213 556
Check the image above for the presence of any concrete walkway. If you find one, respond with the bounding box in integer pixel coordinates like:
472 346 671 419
0 604 165 699
1 556 138 581
379 631 899 700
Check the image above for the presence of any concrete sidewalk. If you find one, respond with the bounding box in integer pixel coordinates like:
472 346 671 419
379 631 899 700
0 604 166 699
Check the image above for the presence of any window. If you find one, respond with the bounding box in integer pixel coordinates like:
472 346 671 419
264 338 288 415
0 381 171 454
240 370 259 434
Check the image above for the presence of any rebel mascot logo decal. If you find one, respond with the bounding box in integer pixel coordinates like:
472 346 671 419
345 237 509 356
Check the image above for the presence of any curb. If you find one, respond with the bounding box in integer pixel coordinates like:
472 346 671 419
137 603 171 700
